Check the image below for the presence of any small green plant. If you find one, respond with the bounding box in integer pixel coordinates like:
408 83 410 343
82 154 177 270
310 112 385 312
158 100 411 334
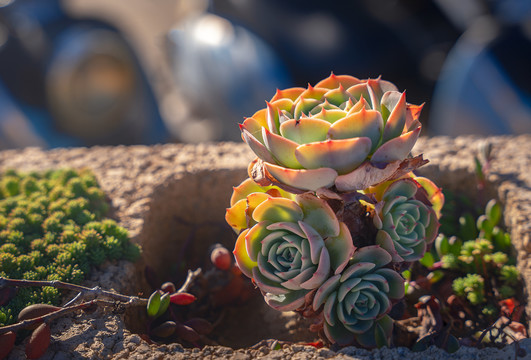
433 199 519 308
410 197 525 347
0 169 141 326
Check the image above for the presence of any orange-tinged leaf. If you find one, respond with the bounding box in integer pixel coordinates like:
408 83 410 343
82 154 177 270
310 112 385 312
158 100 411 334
295 138 371 174
296 193 340 238
271 87 305 102
370 125 421 163
279 118 330 145
230 178 262 206
298 85 328 101
252 197 303 223
312 108 347 123
381 91 406 141
367 77 398 107
323 85 350 106
241 128 276 164
266 101 284 134
412 176 444 218
347 96 371 115
315 73 361 89
225 199 248 233
233 229 257 278
251 106 268 122
263 128 302 168
328 108 383 152
346 83 371 106
293 97 321 120
405 103 424 130
264 162 338 191
246 192 271 217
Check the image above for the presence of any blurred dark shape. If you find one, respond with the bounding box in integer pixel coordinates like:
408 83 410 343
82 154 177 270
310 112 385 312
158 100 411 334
202 0 459 131
0 0 169 149
430 0 531 135
1 0 528 148
168 0 530 139
164 0 460 141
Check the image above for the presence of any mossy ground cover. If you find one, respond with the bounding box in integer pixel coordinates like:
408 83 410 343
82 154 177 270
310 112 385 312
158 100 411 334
0 169 140 326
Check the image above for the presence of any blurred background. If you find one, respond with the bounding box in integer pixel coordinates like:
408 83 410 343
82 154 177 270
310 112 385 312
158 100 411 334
0 0 529 149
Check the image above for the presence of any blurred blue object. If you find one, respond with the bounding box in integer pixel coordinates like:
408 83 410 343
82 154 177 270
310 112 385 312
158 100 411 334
430 0 531 135
0 0 169 148
166 13 291 142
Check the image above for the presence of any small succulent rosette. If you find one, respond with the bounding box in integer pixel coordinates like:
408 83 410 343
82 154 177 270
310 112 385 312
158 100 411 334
369 177 442 262
229 182 355 311
312 246 404 347
225 178 295 234
241 73 426 192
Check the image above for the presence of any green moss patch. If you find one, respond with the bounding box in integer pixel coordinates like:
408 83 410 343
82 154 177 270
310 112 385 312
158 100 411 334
0 169 140 325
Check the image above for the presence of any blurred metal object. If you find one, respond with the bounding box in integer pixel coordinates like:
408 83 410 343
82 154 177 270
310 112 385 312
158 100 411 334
47 28 137 141
166 12 290 142
0 0 169 148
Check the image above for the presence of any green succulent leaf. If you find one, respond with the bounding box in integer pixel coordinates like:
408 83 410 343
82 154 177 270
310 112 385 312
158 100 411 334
147 291 161 318
419 251 435 268
485 199 501 226
155 292 170 318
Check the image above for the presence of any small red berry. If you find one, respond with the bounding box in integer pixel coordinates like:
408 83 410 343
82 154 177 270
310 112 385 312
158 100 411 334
211 246 232 270
160 282 176 294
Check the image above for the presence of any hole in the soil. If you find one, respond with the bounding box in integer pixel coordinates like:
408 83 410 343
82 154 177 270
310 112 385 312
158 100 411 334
131 169 317 348
122 165 528 349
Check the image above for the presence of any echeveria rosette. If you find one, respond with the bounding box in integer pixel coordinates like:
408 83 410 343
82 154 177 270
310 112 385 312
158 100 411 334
372 178 440 262
225 178 295 234
241 73 425 192
233 192 355 311
312 246 404 347
367 173 445 219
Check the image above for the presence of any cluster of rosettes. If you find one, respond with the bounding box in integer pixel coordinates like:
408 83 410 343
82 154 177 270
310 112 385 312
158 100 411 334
226 74 444 348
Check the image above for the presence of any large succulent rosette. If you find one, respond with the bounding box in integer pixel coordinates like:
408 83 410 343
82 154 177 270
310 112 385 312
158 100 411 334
370 177 442 262
227 179 355 311
241 74 425 192
312 246 404 347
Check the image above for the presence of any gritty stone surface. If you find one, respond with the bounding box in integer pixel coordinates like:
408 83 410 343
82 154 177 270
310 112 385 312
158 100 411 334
2 135 530 359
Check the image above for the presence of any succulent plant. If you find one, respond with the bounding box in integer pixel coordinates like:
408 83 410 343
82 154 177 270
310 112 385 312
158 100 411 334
370 178 440 262
225 178 294 234
241 73 426 192
312 246 404 347
231 187 355 311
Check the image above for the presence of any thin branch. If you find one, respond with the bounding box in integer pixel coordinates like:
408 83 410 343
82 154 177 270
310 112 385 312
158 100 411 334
0 268 203 336
178 268 202 293
0 277 147 306
0 298 119 335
